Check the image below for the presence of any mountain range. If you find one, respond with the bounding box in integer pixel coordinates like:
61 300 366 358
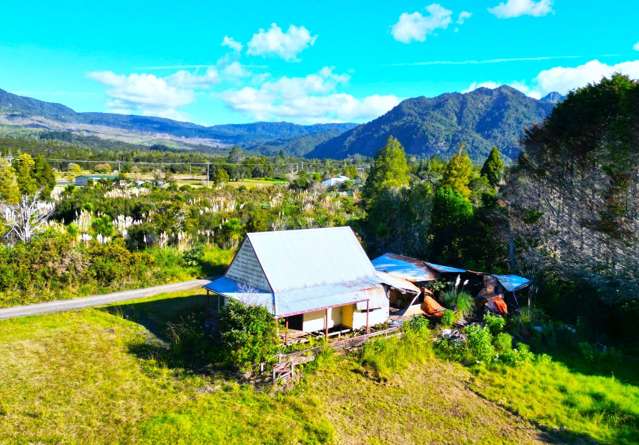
310 86 560 160
0 86 562 160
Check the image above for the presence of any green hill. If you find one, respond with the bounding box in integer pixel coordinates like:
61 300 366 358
310 86 557 161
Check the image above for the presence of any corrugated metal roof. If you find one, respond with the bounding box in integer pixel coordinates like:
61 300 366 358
375 270 421 293
277 279 386 315
372 253 438 282
205 276 275 312
247 227 377 292
207 227 386 317
493 274 531 292
425 262 466 274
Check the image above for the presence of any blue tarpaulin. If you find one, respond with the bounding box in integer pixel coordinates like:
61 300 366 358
372 253 437 282
493 274 531 292
425 262 466 274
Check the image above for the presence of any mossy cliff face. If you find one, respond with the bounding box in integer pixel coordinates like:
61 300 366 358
506 75 639 303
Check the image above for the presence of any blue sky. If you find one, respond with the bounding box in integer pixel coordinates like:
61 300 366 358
1 0 638 125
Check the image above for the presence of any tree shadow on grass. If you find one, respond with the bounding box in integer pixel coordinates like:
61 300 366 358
102 293 227 374
536 345 639 387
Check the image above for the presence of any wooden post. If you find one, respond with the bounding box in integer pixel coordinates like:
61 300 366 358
284 318 289 345
366 300 370 334
324 308 328 339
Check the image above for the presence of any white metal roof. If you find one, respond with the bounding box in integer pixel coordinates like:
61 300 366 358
246 226 377 292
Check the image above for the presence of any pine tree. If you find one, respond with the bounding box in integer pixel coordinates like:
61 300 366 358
0 158 20 204
442 147 474 198
363 136 410 203
480 147 505 187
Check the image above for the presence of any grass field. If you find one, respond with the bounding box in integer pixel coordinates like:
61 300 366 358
0 290 637 444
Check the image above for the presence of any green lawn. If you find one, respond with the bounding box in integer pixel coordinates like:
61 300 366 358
0 291 637 444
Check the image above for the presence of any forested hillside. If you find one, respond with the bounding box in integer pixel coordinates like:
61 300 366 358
310 86 557 161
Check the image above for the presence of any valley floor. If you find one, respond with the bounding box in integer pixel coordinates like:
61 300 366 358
0 290 636 444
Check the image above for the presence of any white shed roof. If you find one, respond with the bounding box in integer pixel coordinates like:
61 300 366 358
206 226 385 317
246 226 377 292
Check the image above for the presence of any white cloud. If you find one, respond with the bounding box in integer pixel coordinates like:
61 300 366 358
633 42 639 51
465 59 639 100
220 67 400 123
534 59 639 95
88 67 220 120
457 11 472 25
489 0 553 18
221 36 243 52
222 61 250 79
247 23 317 61
167 68 219 88
392 4 453 44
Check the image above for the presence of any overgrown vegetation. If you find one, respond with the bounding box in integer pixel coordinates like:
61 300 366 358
219 300 279 374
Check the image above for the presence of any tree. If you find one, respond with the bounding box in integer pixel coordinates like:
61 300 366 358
227 146 244 163
480 147 505 187
33 156 56 198
210 165 230 184
1 193 55 242
0 159 20 204
343 164 358 179
12 153 37 197
363 136 410 204
67 163 82 175
94 163 112 174
219 299 279 373
428 186 474 264
442 147 474 198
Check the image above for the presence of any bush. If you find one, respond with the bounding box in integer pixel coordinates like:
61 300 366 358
463 324 496 364
484 313 506 335
494 332 513 353
455 291 474 318
441 309 456 327
219 300 279 374
501 343 534 365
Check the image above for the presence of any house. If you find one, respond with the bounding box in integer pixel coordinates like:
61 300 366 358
204 227 391 335
74 174 117 186
320 175 349 188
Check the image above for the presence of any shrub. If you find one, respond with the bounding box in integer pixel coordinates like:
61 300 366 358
441 309 456 327
455 291 475 318
484 313 506 335
463 324 496 364
219 300 279 374
494 332 513 353
501 343 534 365
440 290 458 308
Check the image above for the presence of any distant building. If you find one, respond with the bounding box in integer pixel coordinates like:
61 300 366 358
74 175 117 186
320 175 349 188
205 227 390 334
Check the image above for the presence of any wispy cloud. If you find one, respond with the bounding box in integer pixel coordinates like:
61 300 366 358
386 54 620 67
133 64 268 71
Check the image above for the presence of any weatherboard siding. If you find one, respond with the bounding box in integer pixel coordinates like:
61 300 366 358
226 238 271 292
